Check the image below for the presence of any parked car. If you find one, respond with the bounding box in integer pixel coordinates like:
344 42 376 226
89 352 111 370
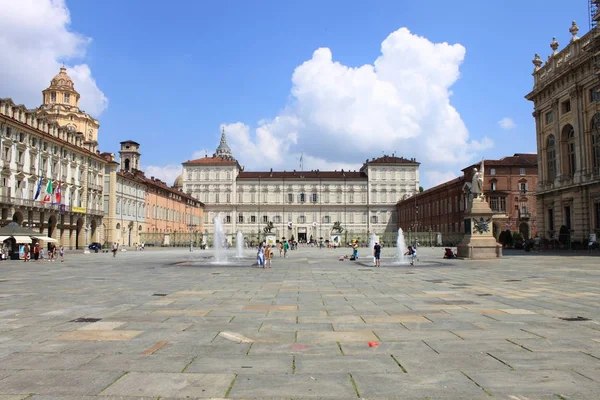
88 242 102 250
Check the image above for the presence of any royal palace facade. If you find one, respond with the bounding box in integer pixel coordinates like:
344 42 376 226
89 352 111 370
525 16 600 244
179 130 420 245
0 68 105 248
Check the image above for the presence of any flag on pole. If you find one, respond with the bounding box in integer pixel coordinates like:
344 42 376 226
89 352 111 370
33 177 43 200
54 182 62 204
41 179 53 203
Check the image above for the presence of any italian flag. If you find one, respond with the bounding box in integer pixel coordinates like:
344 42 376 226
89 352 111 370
41 180 53 203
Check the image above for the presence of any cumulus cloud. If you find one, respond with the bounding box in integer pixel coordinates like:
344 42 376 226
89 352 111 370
144 164 182 186
0 0 107 116
215 27 492 186
424 170 458 188
498 117 516 130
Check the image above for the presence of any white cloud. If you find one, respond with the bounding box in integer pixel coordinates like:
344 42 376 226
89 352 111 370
215 27 492 187
424 170 458 189
0 0 107 116
144 164 182 186
498 117 516 130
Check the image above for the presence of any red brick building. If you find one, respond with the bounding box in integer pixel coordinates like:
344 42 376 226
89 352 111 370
397 154 538 244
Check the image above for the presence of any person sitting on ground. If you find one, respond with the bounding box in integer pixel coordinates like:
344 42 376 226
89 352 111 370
444 248 456 259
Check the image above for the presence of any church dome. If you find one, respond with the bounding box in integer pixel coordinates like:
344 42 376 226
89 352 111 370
173 173 184 189
50 67 76 90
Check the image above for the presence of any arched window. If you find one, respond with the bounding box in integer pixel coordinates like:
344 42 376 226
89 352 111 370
547 134 556 181
592 114 600 173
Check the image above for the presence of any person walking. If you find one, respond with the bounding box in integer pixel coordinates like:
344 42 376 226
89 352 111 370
373 242 382 267
283 240 289 258
112 242 118 257
48 244 55 262
279 242 283 257
404 245 417 266
33 243 40 262
265 244 273 268
59 245 65 262
257 242 265 268
23 244 30 262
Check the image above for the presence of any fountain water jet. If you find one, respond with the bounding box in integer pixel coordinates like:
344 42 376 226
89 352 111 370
213 215 227 263
236 231 244 258
396 228 407 264
368 233 378 264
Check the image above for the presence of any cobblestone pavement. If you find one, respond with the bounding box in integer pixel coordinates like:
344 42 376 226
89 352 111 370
0 246 599 399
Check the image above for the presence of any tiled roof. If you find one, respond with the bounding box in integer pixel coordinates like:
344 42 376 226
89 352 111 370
237 170 367 180
182 156 239 166
362 155 420 169
463 154 537 171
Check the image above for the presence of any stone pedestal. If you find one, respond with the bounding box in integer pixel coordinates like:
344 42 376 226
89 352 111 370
457 197 502 259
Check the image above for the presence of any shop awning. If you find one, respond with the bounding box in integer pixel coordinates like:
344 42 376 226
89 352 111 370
32 236 57 243
12 236 32 244
0 236 9 242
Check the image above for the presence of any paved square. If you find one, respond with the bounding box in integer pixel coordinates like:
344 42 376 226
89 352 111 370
0 247 599 399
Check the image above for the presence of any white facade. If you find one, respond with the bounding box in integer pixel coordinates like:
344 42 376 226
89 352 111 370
181 132 419 244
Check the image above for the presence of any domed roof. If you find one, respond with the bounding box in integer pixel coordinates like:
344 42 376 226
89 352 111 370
49 67 76 90
173 173 184 189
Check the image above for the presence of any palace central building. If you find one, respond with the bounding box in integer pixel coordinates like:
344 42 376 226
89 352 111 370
179 131 420 244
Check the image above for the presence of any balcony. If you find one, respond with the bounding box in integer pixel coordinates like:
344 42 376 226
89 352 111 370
519 211 531 220
2 159 10 169
88 183 103 192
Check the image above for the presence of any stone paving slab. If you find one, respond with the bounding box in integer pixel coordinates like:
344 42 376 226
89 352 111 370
185 355 293 374
228 373 357 398
79 353 194 372
101 371 234 397
0 352 97 370
0 370 123 396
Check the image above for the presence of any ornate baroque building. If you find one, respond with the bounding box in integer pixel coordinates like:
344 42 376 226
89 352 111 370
525 17 600 243
180 130 420 244
0 68 105 248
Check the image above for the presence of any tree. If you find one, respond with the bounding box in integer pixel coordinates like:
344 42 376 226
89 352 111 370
499 230 513 248
419 186 424 193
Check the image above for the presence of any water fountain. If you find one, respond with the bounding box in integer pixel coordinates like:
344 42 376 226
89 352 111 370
213 215 227 263
396 227 406 264
236 231 244 258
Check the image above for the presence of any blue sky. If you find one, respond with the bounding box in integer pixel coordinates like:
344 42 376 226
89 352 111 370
1 1 589 188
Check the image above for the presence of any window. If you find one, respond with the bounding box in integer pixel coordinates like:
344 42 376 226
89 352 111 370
489 196 506 212
520 168 525 176
595 202 600 230
546 134 557 181
300 193 305 203
288 193 293 203
50 92 56 102
370 215 378 224
250 215 256 223
564 206 572 229
274 215 281 223
337 192 342 203
349 193 354 203
298 215 305 223
238 215 244 223
491 181 496 191
567 127 576 177
262 215 268 223
561 99 571 114
545 111 553 124
323 215 330 223
519 182 528 193
490 168 496 176
592 114 600 173
590 85 600 103
64 93 70 103
311 193 318 202
215 192 220 203
226 215 231 223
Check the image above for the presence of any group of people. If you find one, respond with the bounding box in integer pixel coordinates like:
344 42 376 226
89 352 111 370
22 243 64 262
256 240 291 268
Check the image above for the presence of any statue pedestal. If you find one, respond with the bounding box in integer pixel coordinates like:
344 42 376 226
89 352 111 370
265 234 276 246
457 197 502 259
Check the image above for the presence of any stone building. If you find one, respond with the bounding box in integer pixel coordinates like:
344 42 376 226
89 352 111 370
525 16 600 244
0 68 105 248
397 154 538 245
102 141 147 247
179 130 420 245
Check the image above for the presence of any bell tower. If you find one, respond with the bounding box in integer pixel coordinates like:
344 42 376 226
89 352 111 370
119 140 141 172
